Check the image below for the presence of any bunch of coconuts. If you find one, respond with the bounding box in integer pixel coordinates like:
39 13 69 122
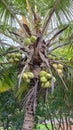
7 52 22 63
18 70 56 88
52 63 63 76
39 70 56 88
24 35 37 45
22 71 34 83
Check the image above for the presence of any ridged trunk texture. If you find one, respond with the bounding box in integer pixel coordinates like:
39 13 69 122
22 78 38 130
22 92 35 130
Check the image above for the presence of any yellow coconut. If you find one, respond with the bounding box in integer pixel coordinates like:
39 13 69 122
40 71 47 77
23 73 28 79
52 64 58 69
57 64 63 69
40 77 47 83
57 69 62 74
44 81 50 88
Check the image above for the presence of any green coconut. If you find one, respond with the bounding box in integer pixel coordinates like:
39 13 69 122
30 35 37 42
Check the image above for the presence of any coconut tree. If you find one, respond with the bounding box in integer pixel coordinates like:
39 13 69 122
0 0 73 130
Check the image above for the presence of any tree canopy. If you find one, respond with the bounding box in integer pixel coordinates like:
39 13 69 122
0 0 73 130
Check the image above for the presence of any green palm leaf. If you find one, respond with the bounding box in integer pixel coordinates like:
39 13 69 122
0 0 15 26
0 80 11 92
0 0 73 28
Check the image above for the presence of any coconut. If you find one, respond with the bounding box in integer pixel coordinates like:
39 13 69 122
52 64 57 69
25 38 31 45
30 35 37 42
40 77 47 83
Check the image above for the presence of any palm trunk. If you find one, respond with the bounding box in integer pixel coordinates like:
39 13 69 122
22 96 34 130
22 80 38 130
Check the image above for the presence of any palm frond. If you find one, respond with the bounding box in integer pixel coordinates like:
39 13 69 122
0 80 11 93
16 81 30 101
26 0 33 23
0 63 18 91
0 0 27 25
0 0 15 26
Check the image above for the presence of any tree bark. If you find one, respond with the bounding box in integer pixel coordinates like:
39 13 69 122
22 93 34 130
22 78 38 130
